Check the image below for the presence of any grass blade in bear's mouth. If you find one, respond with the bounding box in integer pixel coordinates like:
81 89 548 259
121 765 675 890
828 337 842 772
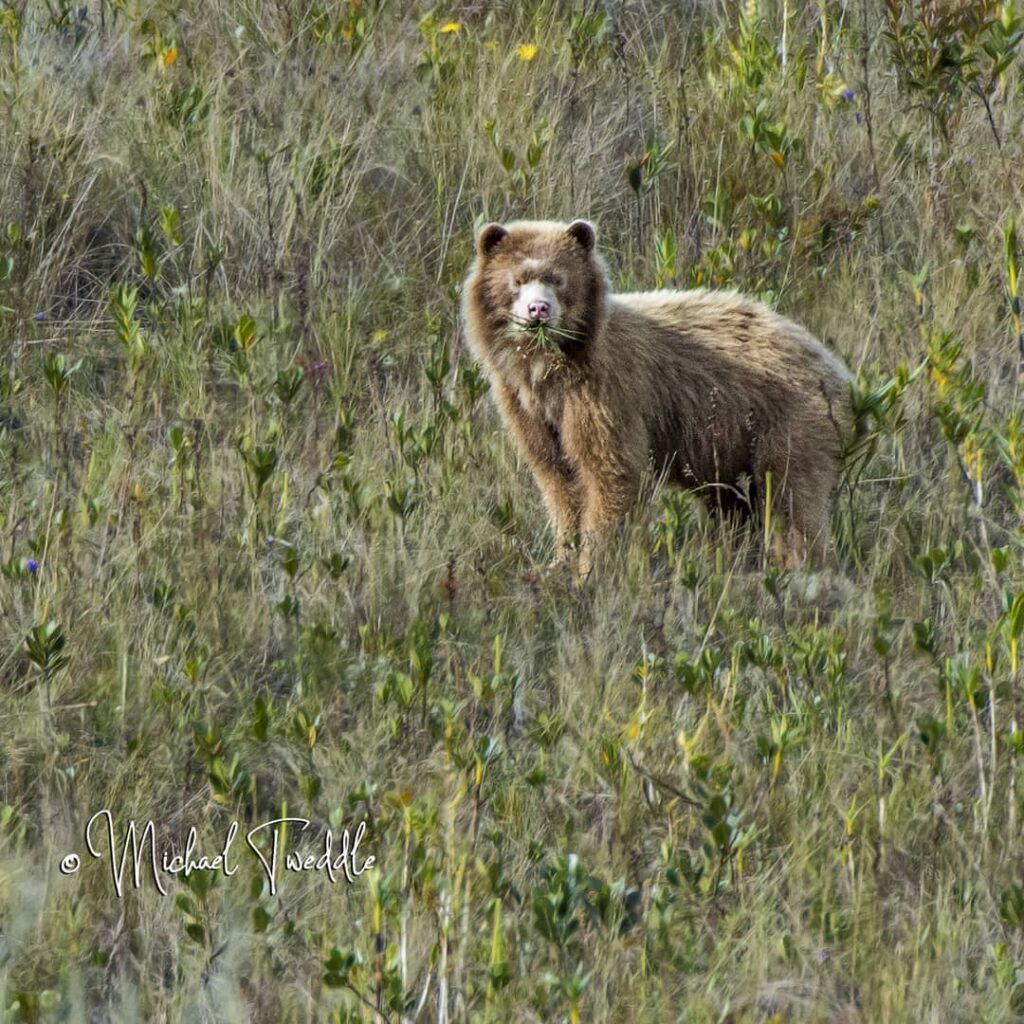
527 321 568 355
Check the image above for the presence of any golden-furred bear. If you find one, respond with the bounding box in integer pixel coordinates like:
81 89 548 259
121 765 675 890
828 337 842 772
461 219 854 575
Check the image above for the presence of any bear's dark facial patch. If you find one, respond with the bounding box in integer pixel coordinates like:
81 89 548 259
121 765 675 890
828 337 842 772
509 261 565 293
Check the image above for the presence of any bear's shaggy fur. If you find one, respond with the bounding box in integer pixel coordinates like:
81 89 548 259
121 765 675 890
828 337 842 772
461 219 854 574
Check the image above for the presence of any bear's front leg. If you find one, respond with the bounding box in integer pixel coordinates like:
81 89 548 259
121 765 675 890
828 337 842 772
575 466 641 578
563 398 646 578
492 381 583 564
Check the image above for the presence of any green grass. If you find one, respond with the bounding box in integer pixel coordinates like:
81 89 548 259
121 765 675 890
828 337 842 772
3 1 1024 1021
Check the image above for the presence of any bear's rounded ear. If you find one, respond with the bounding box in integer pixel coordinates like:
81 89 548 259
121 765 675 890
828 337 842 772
566 219 596 250
477 223 508 257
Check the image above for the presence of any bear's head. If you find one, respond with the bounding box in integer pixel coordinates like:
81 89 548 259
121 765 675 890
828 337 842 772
465 219 609 355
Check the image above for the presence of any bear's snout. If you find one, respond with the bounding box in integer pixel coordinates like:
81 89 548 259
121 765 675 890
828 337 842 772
513 282 560 328
528 299 551 321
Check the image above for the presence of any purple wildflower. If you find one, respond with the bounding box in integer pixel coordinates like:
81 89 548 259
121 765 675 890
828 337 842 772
299 355 331 385
841 89 855 102
26 559 38 574
34 311 46 321
965 158 974 167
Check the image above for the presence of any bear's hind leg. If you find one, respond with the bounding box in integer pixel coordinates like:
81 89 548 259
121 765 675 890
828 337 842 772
759 447 836 570
778 473 836 568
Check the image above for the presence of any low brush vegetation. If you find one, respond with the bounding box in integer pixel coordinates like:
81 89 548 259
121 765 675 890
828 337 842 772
3 1 1024 1021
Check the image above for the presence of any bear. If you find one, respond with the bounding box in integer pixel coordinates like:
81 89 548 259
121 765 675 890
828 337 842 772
461 218 855 576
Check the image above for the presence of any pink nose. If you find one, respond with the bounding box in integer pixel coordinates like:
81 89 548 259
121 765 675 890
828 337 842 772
527 300 551 321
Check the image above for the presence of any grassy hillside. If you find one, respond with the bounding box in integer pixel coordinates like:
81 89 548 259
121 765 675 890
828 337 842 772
3 1 1024 1020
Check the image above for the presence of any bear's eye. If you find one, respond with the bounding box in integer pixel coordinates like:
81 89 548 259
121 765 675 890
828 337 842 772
512 274 525 287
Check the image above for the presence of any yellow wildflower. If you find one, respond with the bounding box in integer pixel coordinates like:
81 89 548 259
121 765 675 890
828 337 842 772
159 45 177 68
440 21 461 34
516 43 538 61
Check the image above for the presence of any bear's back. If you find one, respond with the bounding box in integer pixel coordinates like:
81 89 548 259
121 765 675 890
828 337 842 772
606 288 851 396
